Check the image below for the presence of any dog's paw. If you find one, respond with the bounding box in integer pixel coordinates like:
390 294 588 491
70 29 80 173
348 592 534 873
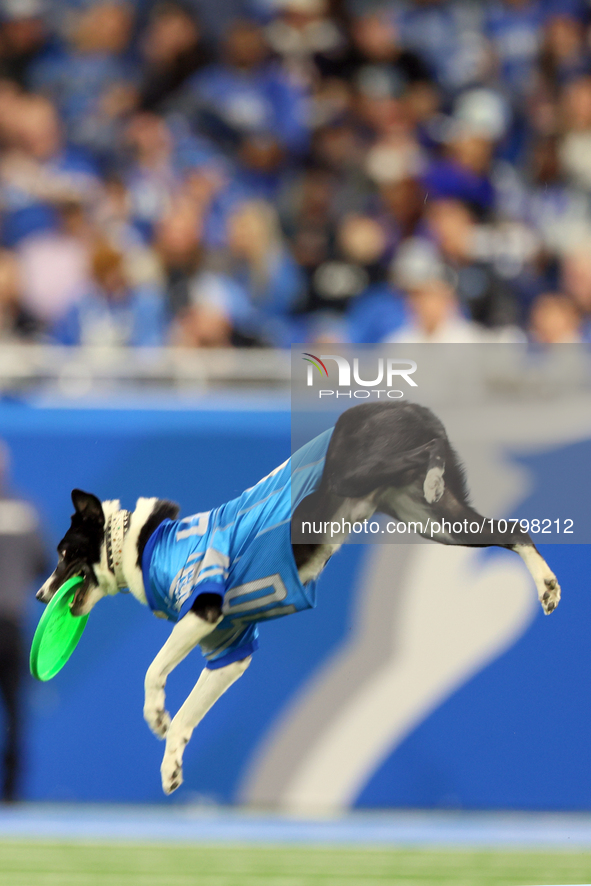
540 575 561 615
144 686 171 738
161 742 186 795
145 705 171 738
424 467 445 504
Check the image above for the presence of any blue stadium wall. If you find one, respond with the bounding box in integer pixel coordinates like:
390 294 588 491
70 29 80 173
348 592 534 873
1 395 590 810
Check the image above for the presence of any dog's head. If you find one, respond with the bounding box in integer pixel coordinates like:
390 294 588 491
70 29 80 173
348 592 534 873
37 489 112 617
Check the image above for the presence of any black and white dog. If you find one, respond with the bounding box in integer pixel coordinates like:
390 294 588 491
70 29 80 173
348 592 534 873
37 402 560 795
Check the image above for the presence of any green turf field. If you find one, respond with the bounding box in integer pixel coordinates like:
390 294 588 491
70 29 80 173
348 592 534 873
0 842 590 886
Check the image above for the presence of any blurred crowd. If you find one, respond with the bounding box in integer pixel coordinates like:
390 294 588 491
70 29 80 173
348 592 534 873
0 0 590 346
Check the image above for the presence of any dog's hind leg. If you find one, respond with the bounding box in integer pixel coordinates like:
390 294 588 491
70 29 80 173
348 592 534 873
377 485 561 615
161 657 251 794
436 496 561 613
426 493 561 614
144 608 222 738
511 543 561 615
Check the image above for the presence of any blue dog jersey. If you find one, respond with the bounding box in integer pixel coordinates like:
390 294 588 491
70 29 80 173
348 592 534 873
141 428 332 668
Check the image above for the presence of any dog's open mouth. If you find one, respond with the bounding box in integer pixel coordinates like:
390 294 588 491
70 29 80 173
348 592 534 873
70 581 88 616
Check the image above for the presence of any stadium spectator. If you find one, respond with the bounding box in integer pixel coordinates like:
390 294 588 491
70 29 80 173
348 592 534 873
388 281 484 343
425 198 525 326
370 152 427 248
51 239 167 347
421 92 506 218
528 291 583 342
222 199 305 343
397 0 478 92
93 176 163 288
308 211 406 342
524 133 591 254
185 20 309 195
28 2 137 158
538 11 590 91
155 194 205 318
171 273 236 347
342 9 432 91
122 112 179 240
139 2 212 114
0 1 586 347
0 247 39 340
265 0 347 87
560 241 591 339
0 440 46 801
279 165 336 294
0 0 50 88
308 213 388 307
17 201 92 326
484 0 545 101
559 75 591 193
0 93 99 247
173 200 305 346
386 236 486 343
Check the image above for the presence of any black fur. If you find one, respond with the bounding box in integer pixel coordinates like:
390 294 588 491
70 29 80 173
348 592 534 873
134 501 223 622
45 490 106 596
322 402 468 500
71 489 105 526
191 592 223 623
292 401 532 565
40 494 181 608
136 500 180 567
134 500 222 622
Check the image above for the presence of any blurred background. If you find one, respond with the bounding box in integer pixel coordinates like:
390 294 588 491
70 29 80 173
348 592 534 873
0 0 591 883
0 0 590 348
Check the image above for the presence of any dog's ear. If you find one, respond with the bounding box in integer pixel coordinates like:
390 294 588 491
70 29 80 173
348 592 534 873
71 489 105 525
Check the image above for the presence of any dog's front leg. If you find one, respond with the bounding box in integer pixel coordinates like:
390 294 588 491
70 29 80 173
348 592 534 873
144 611 221 738
161 657 251 794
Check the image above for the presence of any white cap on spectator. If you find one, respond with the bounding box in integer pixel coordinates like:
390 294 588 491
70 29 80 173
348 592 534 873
1 0 44 19
391 237 453 290
448 88 510 142
365 142 424 184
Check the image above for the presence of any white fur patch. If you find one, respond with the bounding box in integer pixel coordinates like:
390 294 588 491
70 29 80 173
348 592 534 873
92 496 160 607
121 497 161 605
69 499 124 611
296 496 377 585
423 466 445 503
513 544 561 614
97 500 122 596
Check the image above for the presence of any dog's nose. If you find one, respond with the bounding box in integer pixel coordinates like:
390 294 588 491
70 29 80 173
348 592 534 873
36 589 47 602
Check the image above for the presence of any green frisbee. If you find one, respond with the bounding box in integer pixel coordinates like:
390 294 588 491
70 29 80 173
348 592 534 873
30 576 89 681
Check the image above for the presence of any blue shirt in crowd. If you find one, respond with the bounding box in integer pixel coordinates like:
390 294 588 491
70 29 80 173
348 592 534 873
188 61 309 154
51 284 167 347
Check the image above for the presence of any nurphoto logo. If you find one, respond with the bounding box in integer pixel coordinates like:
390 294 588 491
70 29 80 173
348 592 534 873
302 353 418 399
